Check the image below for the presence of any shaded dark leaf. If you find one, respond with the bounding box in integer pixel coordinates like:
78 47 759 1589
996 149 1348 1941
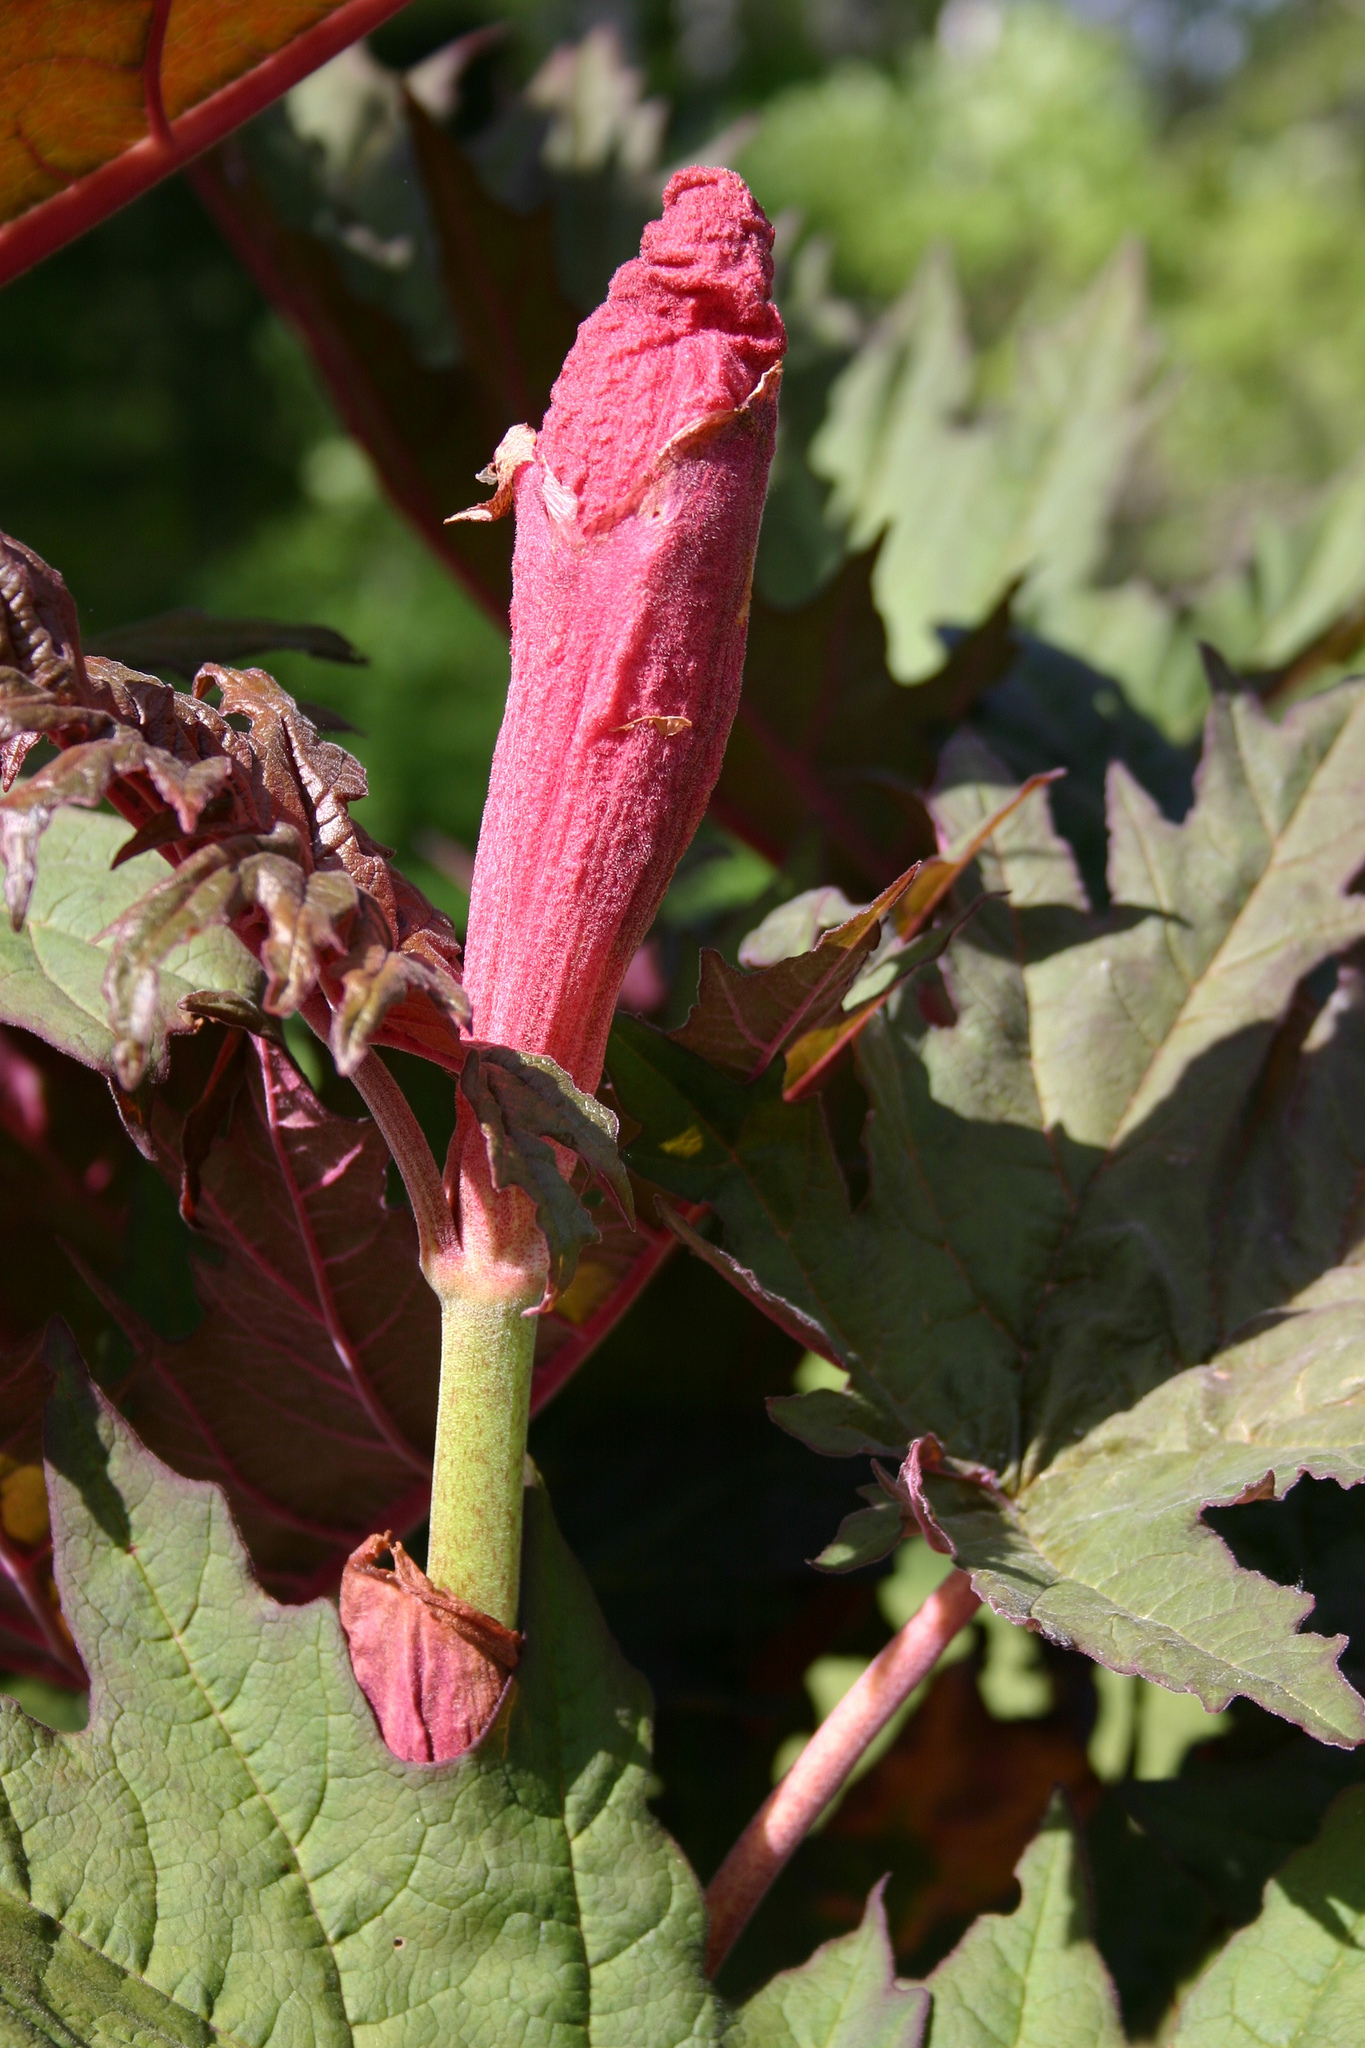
87 608 367 679
0 1334 85 1690
190 93 582 626
98 1032 439 1598
611 687 1365 1736
1125 1716 1365 1928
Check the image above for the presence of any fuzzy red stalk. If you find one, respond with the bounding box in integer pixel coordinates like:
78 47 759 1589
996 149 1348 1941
453 166 785 1095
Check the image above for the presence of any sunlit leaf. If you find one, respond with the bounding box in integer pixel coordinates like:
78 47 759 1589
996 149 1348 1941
925 1796 1122 2048
610 683 1365 1736
730 1885 928 2047
0 1332 725 2044
0 0 415 286
0 809 261 1080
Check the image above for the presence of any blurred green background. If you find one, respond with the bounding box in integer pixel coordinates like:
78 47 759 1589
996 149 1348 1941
10 0 1365 921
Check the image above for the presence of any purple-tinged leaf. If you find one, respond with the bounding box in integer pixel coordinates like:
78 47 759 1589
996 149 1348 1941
0 534 469 1082
98 1033 439 1596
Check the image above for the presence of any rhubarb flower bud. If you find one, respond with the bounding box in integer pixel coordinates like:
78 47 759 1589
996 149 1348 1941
454 165 785 1092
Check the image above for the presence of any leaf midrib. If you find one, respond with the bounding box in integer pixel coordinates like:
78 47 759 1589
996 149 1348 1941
0 1896 251 2048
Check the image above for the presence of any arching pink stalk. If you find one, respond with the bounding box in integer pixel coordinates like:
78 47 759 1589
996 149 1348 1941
454 165 785 1094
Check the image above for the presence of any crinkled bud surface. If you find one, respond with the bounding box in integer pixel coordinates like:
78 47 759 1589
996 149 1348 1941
459 166 785 1092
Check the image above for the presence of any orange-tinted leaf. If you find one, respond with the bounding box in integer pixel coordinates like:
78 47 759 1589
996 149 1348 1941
0 0 415 286
673 859 930 1085
782 771 1063 1099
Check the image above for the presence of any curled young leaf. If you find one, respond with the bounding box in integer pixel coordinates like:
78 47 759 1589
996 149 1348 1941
327 895 471 1077
0 728 230 929
0 533 469 1079
459 1045 634 1307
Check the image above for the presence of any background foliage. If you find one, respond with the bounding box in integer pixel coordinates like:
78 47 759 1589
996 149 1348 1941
8 0 1365 2039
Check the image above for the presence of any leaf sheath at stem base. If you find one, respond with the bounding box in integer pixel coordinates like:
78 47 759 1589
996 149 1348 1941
428 1280 540 1627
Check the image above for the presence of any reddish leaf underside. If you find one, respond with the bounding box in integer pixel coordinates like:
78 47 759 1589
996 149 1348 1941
189 100 582 626
100 1033 440 1597
18 1029 691 1618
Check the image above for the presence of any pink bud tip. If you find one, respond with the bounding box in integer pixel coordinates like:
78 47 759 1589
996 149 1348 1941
460 166 785 1094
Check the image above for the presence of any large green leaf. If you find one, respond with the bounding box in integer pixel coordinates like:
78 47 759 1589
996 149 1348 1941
925 1797 1122 2048
1170 1785 1365 2046
0 809 261 1080
609 683 1365 1736
1 1331 724 2046
923 1269 1365 1742
729 1887 927 2048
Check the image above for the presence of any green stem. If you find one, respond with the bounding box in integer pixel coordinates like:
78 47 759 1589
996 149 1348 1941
347 1046 541 1625
427 1279 540 1626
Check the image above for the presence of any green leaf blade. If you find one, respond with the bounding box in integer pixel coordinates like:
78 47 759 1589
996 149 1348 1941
0 810 262 1079
4 1334 725 2048
1171 1786 1365 2048
926 1797 1122 2048
729 1885 928 2048
612 684 1365 1738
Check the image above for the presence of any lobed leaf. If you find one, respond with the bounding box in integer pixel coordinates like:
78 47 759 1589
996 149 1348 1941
729 1885 928 2048
922 1270 1365 1743
0 1329 725 2045
810 246 1158 683
672 838 996 1095
925 1796 1123 2048
609 683 1365 1734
